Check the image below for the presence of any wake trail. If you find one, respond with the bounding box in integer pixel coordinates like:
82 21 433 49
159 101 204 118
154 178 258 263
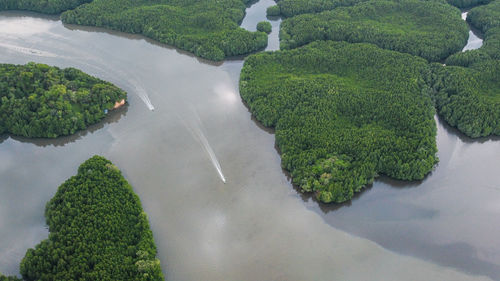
0 42 58 57
177 108 226 183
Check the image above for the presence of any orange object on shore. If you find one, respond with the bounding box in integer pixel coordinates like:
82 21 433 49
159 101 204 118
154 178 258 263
113 99 125 109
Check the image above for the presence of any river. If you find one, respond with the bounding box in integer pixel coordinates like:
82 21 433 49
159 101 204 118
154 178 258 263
0 3 498 281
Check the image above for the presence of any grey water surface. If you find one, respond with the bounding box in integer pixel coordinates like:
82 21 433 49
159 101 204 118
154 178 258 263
0 3 497 281
462 11 484 51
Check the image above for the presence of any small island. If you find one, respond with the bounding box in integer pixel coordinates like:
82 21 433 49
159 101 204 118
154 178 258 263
0 62 126 138
1 156 164 281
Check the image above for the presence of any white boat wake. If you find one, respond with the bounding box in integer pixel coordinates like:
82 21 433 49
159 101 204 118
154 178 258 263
0 42 58 57
129 79 155 111
179 108 226 183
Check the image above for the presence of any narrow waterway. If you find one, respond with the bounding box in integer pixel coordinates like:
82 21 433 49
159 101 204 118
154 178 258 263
0 3 497 281
462 11 483 51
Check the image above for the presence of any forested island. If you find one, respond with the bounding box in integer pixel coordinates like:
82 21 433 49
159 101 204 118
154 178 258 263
0 62 126 138
1 156 163 281
279 0 468 61
0 0 268 61
240 41 438 203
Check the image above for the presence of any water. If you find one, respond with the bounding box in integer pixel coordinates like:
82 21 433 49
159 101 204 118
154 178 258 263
180 107 226 183
0 4 496 281
462 11 484 51
0 42 58 57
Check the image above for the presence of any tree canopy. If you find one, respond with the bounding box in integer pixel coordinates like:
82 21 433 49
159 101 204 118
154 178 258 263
0 274 22 281
0 0 268 61
437 0 500 137
240 41 437 203
0 62 126 138
0 0 92 14
19 156 164 281
269 0 367 18
446 0 492 8
446 0 500 66
279 0 468 61
257 21 272 34
432 61 500 137
59 0 268 61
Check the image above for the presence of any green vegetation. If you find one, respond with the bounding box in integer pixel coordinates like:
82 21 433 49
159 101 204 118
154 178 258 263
257 21 272 34
266 5 280 16
272 0 366 17
468 0 500 31
446 0 500 66
438 1 500 137
0 0 92 14
432 62 500 137
59 0 267 61
240 41 437 203
280 0 468 61
19 156 164 281
0 62 126 138
0 274 22 281
270 0 488 17
0 0 268 61
446 0 491 8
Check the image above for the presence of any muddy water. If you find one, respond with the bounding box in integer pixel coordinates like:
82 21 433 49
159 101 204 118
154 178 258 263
0 4 496 281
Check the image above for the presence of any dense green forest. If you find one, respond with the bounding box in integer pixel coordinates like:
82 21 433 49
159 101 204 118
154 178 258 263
240 41 437 203
267 0 483 17
0 0 91 14
436 0 500 137
446 0 492 8
279 0 468 61
257 21 272 34
468 0 500 31
15 156 163 281
0 274 22 281
59 0 267 61
267 0 366 18
446 0 500 66
0 63 126 138
432 61 500 137
467 0 500 61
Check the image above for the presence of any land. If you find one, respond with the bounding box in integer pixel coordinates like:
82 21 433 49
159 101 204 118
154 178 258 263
3 156 164 281
279 0 468 61
438 0 500 137
240 41 438 203
0 62 126 138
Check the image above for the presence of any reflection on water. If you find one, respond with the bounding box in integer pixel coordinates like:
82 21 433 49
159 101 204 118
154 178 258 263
0 4 497 281
307 116 500 280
